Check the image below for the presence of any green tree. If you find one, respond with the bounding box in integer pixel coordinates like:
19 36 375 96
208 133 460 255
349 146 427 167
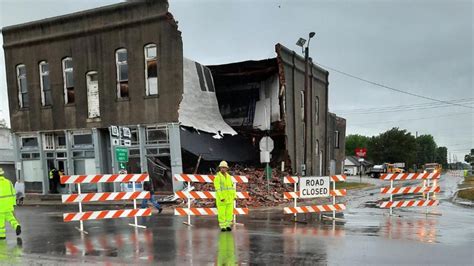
435 146 448 168
465 149 474 164
367 128 417 166
415 135 437 166
345 134 370 156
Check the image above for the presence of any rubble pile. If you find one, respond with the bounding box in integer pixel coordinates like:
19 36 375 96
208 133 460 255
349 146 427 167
191 166 292 208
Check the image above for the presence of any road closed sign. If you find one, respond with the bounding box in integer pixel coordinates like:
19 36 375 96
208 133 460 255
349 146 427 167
299 176 330 198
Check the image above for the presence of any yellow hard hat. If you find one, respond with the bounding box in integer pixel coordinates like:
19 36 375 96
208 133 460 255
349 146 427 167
218 161 229 169
0 167 4 175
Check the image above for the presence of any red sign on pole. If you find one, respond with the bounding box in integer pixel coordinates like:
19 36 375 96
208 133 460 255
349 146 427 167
355 148 367 158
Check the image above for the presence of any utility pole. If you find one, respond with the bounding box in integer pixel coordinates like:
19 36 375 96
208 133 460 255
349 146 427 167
297 32 315 177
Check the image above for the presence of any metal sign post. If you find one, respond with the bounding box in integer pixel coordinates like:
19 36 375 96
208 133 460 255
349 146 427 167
109 125 131 192
260 136 274 193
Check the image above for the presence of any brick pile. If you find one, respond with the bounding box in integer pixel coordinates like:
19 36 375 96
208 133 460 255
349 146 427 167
187 166 292 208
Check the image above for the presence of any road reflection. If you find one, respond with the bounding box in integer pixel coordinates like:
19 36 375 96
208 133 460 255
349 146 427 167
217 232 236 265
383 217 437 243
65 230 154 262
0 238 22 263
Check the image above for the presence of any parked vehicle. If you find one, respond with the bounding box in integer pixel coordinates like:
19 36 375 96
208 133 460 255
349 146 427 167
369 163 405 178
423 163 441 174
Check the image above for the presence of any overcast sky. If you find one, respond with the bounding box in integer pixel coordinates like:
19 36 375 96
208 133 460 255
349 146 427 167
0 0 472 162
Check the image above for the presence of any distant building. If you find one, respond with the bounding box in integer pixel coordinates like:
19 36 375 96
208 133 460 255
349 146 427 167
328 113 346 175
0 128 16 183
344 155 373 175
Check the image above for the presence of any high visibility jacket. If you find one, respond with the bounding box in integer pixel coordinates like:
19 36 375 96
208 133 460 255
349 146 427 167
213 172 236 204
0 175 16 212
49 170 54 179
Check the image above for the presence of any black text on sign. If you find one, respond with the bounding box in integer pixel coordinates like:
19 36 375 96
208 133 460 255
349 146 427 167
299 176 330 198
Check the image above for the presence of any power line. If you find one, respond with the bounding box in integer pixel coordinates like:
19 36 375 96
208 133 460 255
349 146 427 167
334 99 474 115
334 98 474 113
317 63 474 109
338 102 474 115
350 112 473 126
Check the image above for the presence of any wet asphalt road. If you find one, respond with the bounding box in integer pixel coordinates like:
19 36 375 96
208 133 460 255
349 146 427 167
1 174 473 265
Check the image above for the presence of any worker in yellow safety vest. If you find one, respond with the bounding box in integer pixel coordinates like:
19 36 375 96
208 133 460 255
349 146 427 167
213 161 236 232
0 168 21 240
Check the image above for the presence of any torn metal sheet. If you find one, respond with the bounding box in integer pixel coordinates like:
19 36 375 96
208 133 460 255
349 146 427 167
178 58 237 136
180 127 256 162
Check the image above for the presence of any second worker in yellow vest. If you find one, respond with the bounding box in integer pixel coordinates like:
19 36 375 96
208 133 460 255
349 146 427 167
0 168 21 240
213 161 236 232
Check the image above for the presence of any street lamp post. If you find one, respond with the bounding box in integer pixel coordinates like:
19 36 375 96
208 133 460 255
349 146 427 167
296 32 315 176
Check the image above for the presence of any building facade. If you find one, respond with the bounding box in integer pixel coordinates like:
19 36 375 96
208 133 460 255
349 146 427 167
327 112 346 175
2 0 183 193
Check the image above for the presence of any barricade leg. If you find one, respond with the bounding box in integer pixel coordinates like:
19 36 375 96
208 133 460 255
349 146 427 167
389 180 393 216
183 181 192 226
75 184 88 234
233 183 244 226
332 181 336 220
129 181 146 229
293 182 297 222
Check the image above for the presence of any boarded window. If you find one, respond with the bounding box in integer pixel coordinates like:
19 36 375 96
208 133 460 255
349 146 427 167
39 61 52 106
116 48 129 98
86 71 100 118
144 44 158 95
16 64 28 108
62 57 74 104
334 130 340 148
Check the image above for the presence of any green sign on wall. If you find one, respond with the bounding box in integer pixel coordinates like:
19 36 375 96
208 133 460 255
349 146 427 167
115 146 129 163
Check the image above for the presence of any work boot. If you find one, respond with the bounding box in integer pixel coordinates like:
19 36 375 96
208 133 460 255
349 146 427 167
221 228 227 232
226 227 232 231
16 225 21 236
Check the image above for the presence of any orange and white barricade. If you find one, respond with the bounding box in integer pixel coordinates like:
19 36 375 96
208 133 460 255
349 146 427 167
60 174 151 233
173 174 249 226
283 175 347 220
379 172 441 215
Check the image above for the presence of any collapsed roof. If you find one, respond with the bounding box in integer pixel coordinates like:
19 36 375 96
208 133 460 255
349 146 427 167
178 58 237 136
